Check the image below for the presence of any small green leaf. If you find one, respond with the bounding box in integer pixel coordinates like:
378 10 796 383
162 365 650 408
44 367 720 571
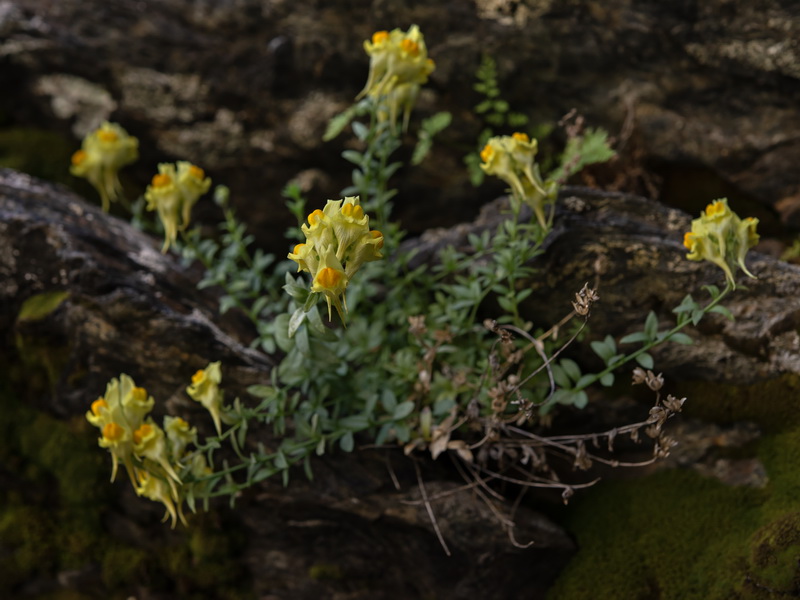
635 352 654 369
422 111 452 135
709 305 735 321
672 294 699 314
590 340 614 362
393 401 415 421
620 331 647 344
274 451 288 470
302 291 318 312
560 358 581 383
600 372 615 387
219 295 238 315
247 385 275 398
644 311 659 341
341 150 364 166
551 389 574 406
17 290 70 322
667 332 694 345
339 415 370 430
339 431 355 453
351 121 369 140
288 307 306 338
381 389 397 413
493 99 509 113
551 364 571 389
573 391 589 409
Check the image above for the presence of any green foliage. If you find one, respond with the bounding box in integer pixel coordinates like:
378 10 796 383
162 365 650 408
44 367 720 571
69 35 751 536
412 111 452 165
548 127 616 184
153 88 741 507
465 54 532 186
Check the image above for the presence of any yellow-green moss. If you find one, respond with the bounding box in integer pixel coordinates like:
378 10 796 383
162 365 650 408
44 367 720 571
0 371 255 600
101 546 148 589
309 563 345 581
0 127 76 185
549 425 800 599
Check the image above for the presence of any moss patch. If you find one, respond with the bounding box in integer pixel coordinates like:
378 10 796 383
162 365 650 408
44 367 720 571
549 426 800 599
0 369 255 600
0 127 75 185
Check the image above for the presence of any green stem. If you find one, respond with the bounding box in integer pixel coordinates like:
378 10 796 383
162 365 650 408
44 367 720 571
573 282 733 393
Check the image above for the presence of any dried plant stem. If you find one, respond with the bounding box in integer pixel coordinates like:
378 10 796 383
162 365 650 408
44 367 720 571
414 460 451 556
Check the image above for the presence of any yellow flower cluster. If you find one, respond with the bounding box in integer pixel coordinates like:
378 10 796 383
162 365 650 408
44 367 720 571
144 161 212 252
288 196 384 323
87 372 214 527
479 132 555 226
70 122 139 212
358 25 436 131
683 198 759 288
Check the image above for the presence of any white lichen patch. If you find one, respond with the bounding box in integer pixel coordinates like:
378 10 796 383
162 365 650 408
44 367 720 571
157 109 246 167
32 74 116 136
116 67 210 124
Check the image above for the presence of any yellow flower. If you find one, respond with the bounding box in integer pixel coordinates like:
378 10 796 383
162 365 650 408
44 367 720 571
288 242 318 274
480 132 551 226
135 469 186 528
323 196 370 261
132 421 182 486
164 415 197 459
145 165 181 252
145 161 211 252
344 229 384 278
186 362 225 435
311 245 349 322
70 121 139 212
97 418 136 486
287 196 383 324
684 198 759 288
358 25 435 131
176 161 212 228
87 374 155 486
70 122 139 212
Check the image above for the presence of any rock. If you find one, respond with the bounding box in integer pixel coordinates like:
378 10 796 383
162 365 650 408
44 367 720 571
408 188 800 385
0 168 575 599
3 0 799 248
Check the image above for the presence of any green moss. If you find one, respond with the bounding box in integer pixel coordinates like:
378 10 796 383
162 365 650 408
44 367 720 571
309 563 345 581
676 374 800 432
549 469 762 599
746 512 800 591
550 425 800 599
13 330 71 397
0 505 57 591
183 515 249 590
0 366 257 599
101 546 148 589
0 127 75 185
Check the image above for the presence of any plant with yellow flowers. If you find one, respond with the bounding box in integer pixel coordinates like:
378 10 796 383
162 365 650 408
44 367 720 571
684 198 759 289
80 25 762 541
287 196 383 323
86 371 216 527
144 161 212 252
